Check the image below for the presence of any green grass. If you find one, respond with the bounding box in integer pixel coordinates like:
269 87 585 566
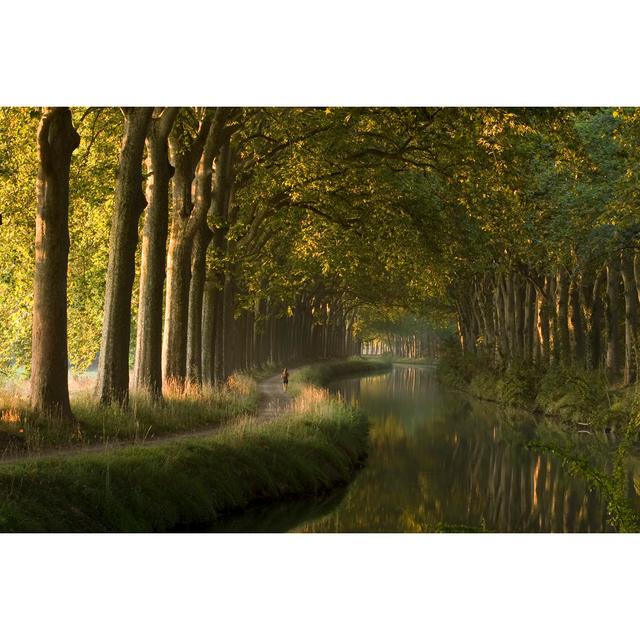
0 387 369 532
291 356 392 390
391 357 438 366
0 374 258 454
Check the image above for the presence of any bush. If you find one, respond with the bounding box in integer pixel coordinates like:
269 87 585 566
536 367 620 427
292 356 392 390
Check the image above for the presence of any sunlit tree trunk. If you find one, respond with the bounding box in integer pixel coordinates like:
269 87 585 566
162 110 220 386
30 107 80 420
133 107 178 400
96 107 153 405
536 280 550 365
569 274 586 367
548 274 559 364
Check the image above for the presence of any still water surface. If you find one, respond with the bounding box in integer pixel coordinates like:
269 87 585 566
212 365 640 532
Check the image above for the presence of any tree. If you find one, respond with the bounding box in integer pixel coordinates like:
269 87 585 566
30 107 80 419
96 107 153 405
133 107 179 399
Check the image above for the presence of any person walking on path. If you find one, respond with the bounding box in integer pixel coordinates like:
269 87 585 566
281 368 289 391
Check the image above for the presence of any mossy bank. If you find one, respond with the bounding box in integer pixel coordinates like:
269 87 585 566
292 356 392 389
438 347 635 431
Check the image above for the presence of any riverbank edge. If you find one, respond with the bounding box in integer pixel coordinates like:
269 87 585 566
437 357 635 433
0 358 390 532
291 356 393 388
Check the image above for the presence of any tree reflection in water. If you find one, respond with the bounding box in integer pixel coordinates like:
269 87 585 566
296 366 624 532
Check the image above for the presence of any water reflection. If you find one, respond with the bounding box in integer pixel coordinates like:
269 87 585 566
209 365 638 532
297 366 616 532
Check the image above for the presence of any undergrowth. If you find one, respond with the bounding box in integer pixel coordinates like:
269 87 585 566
0 373 258 454
438 345 632 430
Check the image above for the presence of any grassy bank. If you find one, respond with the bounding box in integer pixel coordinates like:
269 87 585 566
0 374 258 454
292 356 392 390
438 348 634 431
391 357 438 366
0 385 369 532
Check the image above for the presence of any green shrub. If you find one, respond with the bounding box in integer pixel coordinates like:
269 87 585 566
292 356 392 390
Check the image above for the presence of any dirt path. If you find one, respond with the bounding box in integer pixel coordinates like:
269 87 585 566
0 371 295 465
256 372 293 421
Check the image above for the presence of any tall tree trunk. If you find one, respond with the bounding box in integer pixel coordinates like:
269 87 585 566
133 107 178 400
606 258 623 378
556 270 571 365
501 274 515 359
620 249 638 384
30 107 80 419
536 278 551 365
588 266 605 370
162 110 220 386
494 276 507 364
523 279 536 363
201 274 217 385
96 107 153 405
548 275 559 364
513 273 525 359
186 221 213 384
569 274 586 367
221 270 236 378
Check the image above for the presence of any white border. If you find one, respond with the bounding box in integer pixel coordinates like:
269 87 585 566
1 534 638 639
2 2 640 638
1 1 640 105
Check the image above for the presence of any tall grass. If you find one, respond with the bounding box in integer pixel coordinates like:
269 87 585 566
0 373 258 455
0 384 369 532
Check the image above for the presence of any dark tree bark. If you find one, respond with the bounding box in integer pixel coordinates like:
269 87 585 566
213 276 226 382
221 270 236 378
96 107 153 405
30 107 80 420
513 273 525 358
494 276 507 363
587 266 606 370
501 274 515 359
606 258 623 378
186 220 212 384
556 270 571 365
201 273 219 385
133 107 178 400
620 248 638 384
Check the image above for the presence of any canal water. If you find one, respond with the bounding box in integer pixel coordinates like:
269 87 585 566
211 365 640 532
